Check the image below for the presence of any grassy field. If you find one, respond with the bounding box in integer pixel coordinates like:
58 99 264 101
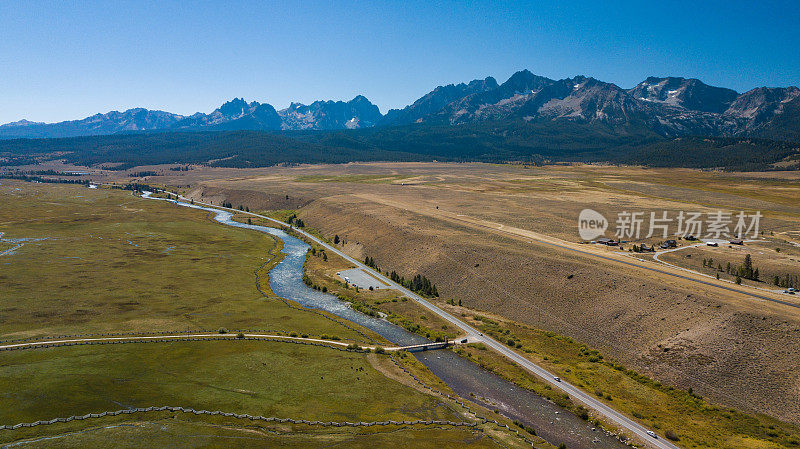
450 310 800 449
0 180 533 448
170 162 800 425
0 341 456 425
300 236 800 448
0 341 518 447
0 180 380 343
294 174 410 184
6 162 800 440
659 242 800 290
5 418 506 449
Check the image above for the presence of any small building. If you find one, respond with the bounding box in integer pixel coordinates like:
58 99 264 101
595 238 621 246
661 239 677 249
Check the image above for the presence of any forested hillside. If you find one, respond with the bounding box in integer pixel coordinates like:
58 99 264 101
0 131 429 169
1 123 798 171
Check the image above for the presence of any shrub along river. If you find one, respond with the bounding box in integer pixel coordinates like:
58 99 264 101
145 194 628 449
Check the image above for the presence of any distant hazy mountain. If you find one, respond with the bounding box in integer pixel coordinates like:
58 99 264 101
1 71 798 141
0 96 383 138
0 109 183 139
0 119 45 128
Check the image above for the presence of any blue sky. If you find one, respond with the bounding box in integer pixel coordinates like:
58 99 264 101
2 0 799 124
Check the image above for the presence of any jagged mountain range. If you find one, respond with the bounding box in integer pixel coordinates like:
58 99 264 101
2 70 798 141
382 70 799 140
0 96 382 139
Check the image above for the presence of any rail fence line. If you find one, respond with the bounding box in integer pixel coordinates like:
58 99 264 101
1 338 537 445
0 405 476 431
0 329 283 345
0 336 366 354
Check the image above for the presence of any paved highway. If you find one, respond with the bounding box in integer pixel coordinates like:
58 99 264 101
651 242 793 298
355 194 800 310
152 191 680 449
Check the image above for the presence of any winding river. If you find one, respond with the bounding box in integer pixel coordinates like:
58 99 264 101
149 195 627 449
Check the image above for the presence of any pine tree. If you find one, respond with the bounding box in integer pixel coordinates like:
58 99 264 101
743 254 753 279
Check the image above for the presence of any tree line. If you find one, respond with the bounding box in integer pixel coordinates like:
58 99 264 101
773 274 799 289
390 271 439 297
703 254 760 283
1 123 797 171
0 173 91 185
361 252 439 298
285 213 304 227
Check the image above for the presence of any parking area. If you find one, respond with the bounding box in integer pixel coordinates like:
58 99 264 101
337 267 390 290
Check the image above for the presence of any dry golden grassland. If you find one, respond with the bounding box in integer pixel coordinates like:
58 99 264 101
452 309 800 449
15 163 800 425
0 180 532 449
166 164 800 423
659 241 800 289
302 240 800 448
85 162 800 425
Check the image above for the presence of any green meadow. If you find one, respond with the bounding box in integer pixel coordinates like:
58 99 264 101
0 181 379 342
0 181 526 448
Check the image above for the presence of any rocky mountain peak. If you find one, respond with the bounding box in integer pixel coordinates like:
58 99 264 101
2 71 798 141
628 77 738 113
